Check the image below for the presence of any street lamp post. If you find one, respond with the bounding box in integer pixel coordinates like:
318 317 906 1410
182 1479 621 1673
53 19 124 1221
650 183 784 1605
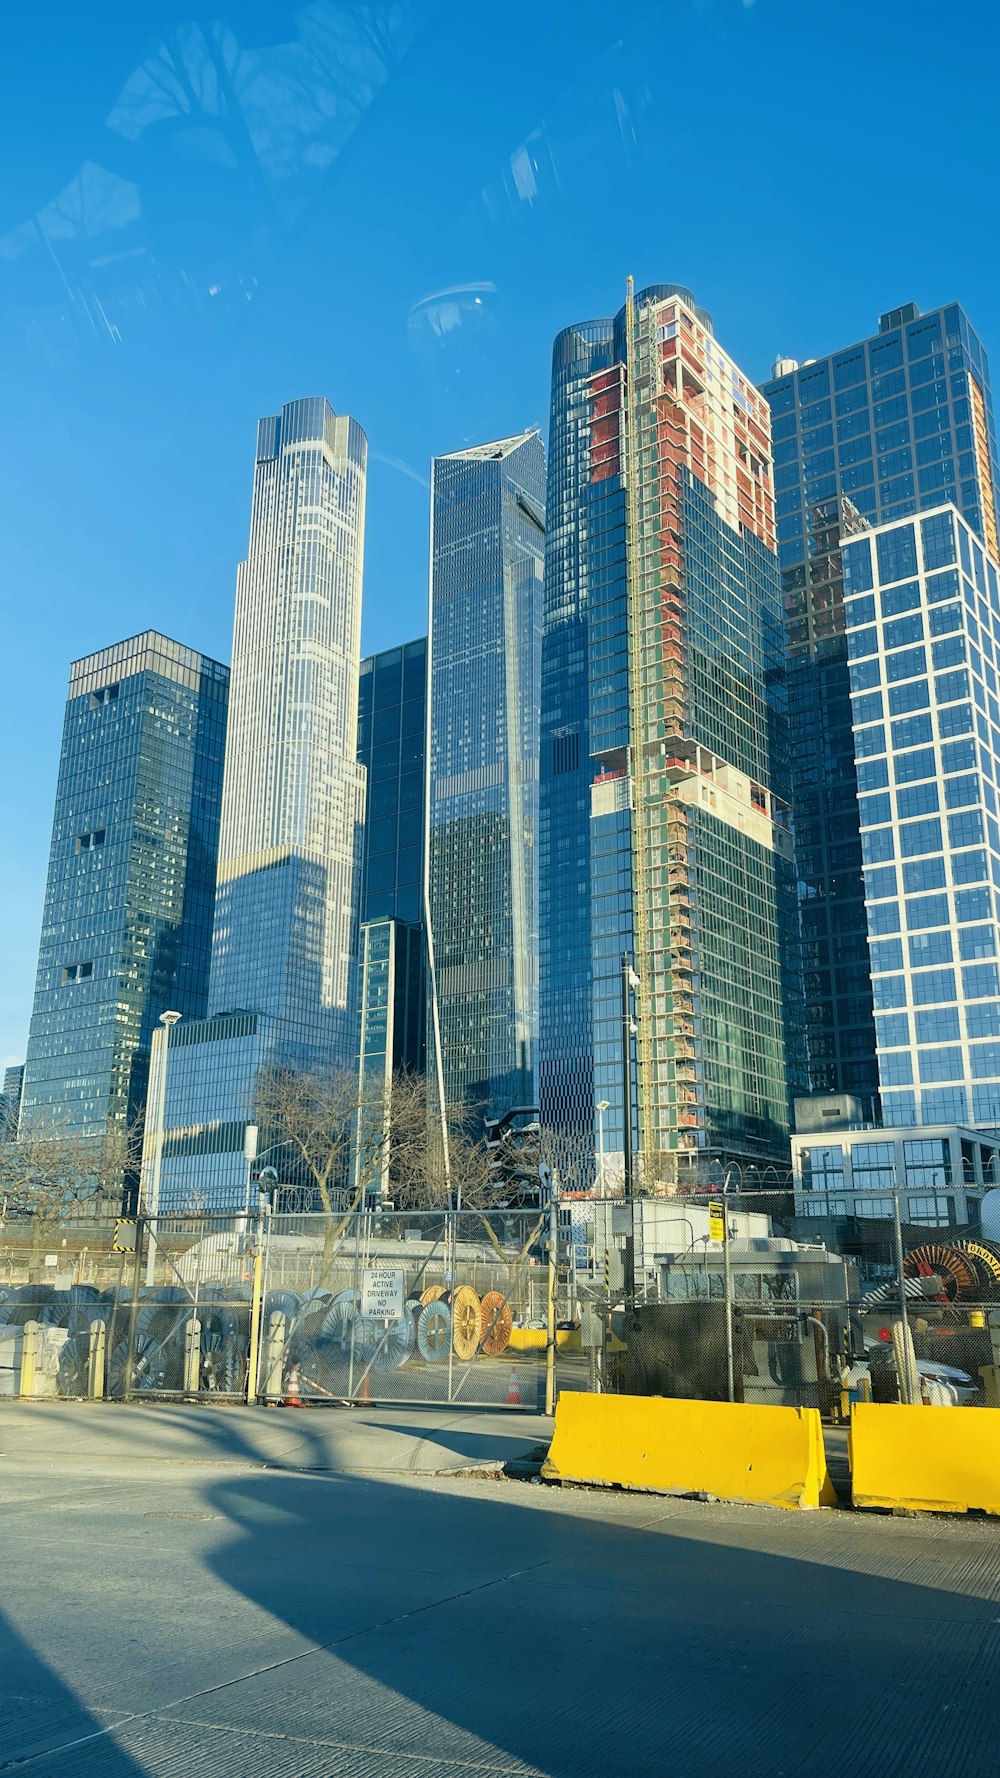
596 1100 609 1196
144 1010 181 1286
620 953 639 1307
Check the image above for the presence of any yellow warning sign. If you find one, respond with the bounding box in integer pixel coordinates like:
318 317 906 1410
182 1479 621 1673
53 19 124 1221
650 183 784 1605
708 1201 726 1244
113 1219 137 1253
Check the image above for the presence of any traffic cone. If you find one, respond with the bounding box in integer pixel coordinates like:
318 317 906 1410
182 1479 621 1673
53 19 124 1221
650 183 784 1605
506 1364 520 1407
284 1364 303 1407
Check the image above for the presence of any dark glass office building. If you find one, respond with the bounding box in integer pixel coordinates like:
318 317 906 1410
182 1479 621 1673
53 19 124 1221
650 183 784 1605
763 303 999 1108
357 639 427 931
540 284 804 1184
21 633 228 1139
356 637 427 1109
428 431 545 1122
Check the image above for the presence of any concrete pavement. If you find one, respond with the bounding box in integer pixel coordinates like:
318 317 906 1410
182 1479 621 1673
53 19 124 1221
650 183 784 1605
1 1406 999 1776
0 1399 551 1477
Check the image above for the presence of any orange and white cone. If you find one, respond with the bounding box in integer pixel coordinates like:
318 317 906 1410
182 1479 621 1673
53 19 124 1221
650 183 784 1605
284 1364 303 1407
506 1364 520 1407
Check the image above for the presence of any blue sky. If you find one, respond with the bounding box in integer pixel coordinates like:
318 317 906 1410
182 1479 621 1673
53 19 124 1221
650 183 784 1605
2 0 997 1066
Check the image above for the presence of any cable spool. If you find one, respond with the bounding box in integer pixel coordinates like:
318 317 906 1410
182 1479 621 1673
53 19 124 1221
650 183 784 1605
961 1240 1000 1297
479 1291 512 1356
416 1299 450 1361
2 1285 56 1326
451 1285 482 1360
57 1332 91 1396
904 1243 979 1301
108 1332 175 1395
370 1312 415 1373
321 1288 361 1346
419 1284 447 1307
265 1289 303 1325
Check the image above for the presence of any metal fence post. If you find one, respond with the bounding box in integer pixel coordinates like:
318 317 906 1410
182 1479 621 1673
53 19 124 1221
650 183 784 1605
122 1218 145 1402
246 1232 264 1403
722 1200 735 1404
545 1192 557 1416
446 1207 456 1406
892 1188 915 1404
19 1320 39 1397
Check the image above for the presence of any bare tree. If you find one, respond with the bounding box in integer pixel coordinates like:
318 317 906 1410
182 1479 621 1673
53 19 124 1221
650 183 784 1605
253 1065 433 1257
0 1112 145 1280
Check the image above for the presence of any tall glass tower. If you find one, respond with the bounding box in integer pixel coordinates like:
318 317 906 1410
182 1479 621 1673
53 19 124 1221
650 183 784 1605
152 399 368 1209
843 506 1000 1131
427 431 545 1122
21 633 228 1138
539 284 804 1184
356 639 427 1161
763 303 998 1109
210 396 368 1066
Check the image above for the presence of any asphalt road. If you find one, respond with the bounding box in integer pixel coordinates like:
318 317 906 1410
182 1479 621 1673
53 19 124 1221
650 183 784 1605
1 1405 999 1777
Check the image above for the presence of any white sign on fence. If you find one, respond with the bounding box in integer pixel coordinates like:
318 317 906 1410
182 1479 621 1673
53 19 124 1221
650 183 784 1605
361 1267 405 1322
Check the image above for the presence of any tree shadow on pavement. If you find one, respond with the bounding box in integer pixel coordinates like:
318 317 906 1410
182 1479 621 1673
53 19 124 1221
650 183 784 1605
3 1402 1000 1777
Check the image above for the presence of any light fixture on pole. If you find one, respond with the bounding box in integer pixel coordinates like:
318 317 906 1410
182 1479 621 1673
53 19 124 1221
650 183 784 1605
596 1100 609 1196
145 1010 181 1285
243 1123 259 1220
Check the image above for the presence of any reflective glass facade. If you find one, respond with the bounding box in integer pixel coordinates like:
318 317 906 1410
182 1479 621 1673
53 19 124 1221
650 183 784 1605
793 1123 997 1226
355 637 427 1182
763 304 999 1107
428 431 545 1119
209 396 367 1067
357 639 427 930
540 286 804 1180
151 399 368 1210
845 506 1000 1130
355 917 424 1200
21 633 228 1137
0 1064 24 1142
156 1011 274 1211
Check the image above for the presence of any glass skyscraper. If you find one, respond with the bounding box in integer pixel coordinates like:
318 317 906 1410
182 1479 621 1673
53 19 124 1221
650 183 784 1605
539 284 803 1183
427 431 545 1122
355 639 427 1194
210 396 368 1066
153 397 368 1207
762 303 998 1107
844 505 1000 1129
21 633 228 1140
357 639 427 932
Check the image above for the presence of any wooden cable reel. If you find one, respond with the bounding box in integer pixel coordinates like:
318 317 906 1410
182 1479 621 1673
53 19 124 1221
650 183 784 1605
478 1290 512 1356
904 1243 979 1301
451 1285 482 1359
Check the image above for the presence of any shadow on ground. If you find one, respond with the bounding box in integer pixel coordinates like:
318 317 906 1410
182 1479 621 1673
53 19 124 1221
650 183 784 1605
1 1401 999 1776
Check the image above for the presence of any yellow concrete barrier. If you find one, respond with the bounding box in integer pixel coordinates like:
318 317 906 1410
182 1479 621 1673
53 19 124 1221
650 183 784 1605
543 1393 835 1510
508 1327 581 1353
850 1404 1000 1515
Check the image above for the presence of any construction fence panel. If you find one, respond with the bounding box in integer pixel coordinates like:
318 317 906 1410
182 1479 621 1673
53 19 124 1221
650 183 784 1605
6 1185 996 1415
553 1186 1000 1416
0 1205 573 1409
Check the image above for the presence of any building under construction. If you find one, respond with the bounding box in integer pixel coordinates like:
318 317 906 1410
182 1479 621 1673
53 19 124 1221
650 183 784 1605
539 282 805 1186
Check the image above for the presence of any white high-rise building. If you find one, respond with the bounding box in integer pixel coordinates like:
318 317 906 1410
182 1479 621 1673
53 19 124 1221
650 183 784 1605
209 396 368 1066
144 398 368 1209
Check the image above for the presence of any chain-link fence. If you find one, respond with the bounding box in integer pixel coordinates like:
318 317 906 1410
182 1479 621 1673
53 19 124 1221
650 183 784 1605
559 1185 1000 1414
0 1203 575 1409
2 1186 998 1415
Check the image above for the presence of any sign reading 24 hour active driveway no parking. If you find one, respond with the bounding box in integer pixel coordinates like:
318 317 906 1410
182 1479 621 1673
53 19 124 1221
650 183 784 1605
362 1267 405 1322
